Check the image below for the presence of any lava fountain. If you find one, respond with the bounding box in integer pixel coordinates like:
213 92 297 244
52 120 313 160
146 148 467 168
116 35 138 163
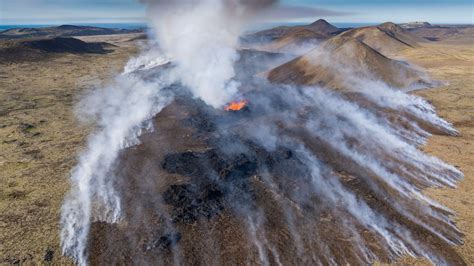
224 100 249 111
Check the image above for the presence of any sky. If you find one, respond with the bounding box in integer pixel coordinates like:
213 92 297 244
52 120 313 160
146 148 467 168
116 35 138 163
0 0 473 25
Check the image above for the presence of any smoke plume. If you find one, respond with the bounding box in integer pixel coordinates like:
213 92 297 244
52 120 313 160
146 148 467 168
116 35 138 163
60 67 174 265
141 0 277 107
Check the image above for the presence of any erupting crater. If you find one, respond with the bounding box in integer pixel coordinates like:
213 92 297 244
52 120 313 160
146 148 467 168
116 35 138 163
224 100 249 111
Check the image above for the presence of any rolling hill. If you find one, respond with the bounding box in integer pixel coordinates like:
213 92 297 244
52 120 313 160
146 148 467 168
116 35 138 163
267 35 429 89
0 37 114 62
0 25 141 40
338 22 424 55
244 19 344 44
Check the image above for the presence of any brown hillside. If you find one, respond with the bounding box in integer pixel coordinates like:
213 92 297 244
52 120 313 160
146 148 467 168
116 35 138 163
0 37 114 63
306 19 341 35
267 36 429 89
247 19 341 43
263 28 326 52
408 25 474 44
338 22 423 55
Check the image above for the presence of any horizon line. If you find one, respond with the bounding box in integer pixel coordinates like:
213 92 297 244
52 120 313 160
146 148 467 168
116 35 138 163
1 21 473 26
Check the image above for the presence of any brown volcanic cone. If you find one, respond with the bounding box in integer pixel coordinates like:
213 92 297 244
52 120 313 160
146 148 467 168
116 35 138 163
338 22 424 55
247 19 341 43
267 36 429 89
306 19 341 36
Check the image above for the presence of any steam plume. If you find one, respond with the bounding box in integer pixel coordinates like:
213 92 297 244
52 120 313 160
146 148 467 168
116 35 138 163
141 0 277 107
60 69 173 265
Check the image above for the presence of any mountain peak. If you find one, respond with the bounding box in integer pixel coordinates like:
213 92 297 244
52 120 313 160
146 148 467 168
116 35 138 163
378 22 404 32
307 19 339 35
310 19 331 26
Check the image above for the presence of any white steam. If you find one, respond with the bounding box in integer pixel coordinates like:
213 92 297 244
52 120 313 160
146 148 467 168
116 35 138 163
60 64 173 265
143 0 276 107
235 83 463 264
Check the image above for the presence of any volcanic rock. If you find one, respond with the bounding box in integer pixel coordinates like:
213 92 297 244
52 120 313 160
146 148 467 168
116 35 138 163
162 183 224 223
43 249 54 262
306 19 341 36
161 142 301 224
162 149 258 182
143 233 182 252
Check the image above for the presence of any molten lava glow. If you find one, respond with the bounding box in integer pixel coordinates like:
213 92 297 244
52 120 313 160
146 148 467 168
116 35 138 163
224 100 248 111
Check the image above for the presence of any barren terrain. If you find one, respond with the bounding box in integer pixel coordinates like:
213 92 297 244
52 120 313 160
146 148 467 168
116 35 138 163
0 33 141 264
407 42 474 264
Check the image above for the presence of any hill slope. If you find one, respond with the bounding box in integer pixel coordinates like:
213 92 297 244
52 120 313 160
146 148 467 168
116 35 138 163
0 25 141 40
0 37 114 62
338 22 423 55
245 19 343 44
267 36 429 89
263 28 326 53
305 19 341 36
408 25 474 43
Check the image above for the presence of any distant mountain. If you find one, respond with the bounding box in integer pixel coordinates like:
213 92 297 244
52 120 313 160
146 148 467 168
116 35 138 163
338 22 424 55
0 25 142 40
407 24 474 43
267 36 429 90
245 19 344 43
23 37 114 54
263 28 326 53
399 22 432 29
0 37 114 62
306 19 341 36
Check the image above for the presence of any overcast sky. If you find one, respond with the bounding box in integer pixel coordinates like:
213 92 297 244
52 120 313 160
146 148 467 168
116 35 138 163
0 0 473 25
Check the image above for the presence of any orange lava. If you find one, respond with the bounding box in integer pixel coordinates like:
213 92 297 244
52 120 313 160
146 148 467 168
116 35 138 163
224 100 248 111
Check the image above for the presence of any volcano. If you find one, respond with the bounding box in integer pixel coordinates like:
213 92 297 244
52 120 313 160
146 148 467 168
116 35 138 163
306 19 341 36
84 83 464 265
75 45 464 264
57 11 465 266
267 36 430 89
